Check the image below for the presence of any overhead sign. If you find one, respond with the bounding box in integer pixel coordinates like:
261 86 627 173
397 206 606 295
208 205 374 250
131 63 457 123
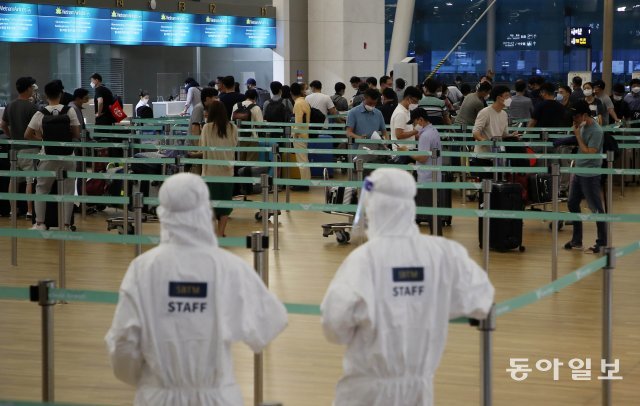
0 2 276 48
568 27 592 48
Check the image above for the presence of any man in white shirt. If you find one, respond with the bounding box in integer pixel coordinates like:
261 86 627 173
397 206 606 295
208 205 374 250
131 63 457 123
305 80 339 117
389 86 421 151
472 85 515 154
25 80 81 230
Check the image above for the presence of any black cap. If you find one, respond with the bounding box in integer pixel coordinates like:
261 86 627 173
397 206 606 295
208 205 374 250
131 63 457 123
569 100 591 116
16 76 36 93
407 107 429 125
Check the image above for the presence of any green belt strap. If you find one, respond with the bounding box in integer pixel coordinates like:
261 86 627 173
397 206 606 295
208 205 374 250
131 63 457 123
0 193 128 205
0 140 126 148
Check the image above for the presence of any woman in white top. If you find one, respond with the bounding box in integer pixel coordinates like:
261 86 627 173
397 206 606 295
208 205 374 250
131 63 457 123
182 78 201 116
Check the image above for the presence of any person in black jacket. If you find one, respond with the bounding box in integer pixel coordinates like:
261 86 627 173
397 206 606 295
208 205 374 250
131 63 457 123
377 87 398 125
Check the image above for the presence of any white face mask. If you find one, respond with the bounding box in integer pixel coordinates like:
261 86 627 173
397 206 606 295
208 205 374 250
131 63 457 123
632 87 640 94
613 95 623 101
142 97 150 104
409 103 418 111
436 91 443 98
364 104 375 112
503 97 512 108
90 82 96 89
583 89 593 97
579 120 587 128
556 94 564 102
414 124 423 131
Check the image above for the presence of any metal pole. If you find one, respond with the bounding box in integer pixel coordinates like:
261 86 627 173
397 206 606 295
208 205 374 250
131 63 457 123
427 0 498 79
80 131 87 220
56 168 66 289
10 149 18 266
486 0 496 74
355 158 364 182
606 151 614 247
482 179 492 272
284 126 291 206
431 148 440 236
601 247 615 406
551 164 560 281
620 148 625 198
461 124 467 205
36 279 55 402
479 305 495 406
133 192 143 257
249 231 268 406
272 144 280 251
602 0 614 89
492 140 499 183
122 142 130 235
261 173 269 237
348 137 355 181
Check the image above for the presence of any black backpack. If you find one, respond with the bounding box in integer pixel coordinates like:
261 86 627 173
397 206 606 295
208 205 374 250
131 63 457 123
136 105 153 119
41 106 74 156
309 107 326 124
232 102 257 127
263 98 288 123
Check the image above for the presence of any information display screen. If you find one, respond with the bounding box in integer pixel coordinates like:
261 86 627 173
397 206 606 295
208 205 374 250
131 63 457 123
0 2 276 48
569 27 592 48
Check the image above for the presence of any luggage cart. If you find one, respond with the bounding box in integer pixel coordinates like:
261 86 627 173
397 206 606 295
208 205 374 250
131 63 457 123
321 169 357 244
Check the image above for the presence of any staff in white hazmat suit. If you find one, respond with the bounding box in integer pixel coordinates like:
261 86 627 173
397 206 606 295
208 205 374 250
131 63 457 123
105 173 288 405
321 168 494 406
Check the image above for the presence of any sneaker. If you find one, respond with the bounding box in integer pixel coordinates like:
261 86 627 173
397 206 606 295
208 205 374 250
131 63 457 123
25 212 33 219
584 245 601 254
564 241 583 250
31 223 47 231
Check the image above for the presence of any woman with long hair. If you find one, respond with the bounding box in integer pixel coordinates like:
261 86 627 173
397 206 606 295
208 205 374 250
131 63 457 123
189 100 237 237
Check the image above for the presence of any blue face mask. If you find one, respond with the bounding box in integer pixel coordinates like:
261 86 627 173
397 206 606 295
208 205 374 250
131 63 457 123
556 94 564 102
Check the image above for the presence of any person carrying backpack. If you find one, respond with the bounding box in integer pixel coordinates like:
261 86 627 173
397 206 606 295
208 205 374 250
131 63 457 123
231 89 263 162
24 80 81 230
263 81 293 123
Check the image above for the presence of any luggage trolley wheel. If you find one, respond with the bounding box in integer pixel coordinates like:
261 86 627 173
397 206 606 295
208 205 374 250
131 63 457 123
519 245 526 252
335 230 350 244
117 225 134 235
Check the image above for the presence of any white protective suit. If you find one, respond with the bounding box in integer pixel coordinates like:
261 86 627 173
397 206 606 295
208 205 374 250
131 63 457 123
321 168 494 406
105 173 288 406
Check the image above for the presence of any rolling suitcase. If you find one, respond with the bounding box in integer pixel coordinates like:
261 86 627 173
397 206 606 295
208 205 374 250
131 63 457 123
32 181 75 230
415 172 453 234
478 182 525 252
236 166 270 195
528 174 552 204
309 134 335 178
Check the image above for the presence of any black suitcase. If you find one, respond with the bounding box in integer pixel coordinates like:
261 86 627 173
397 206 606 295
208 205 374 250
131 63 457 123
415 172 453 235
478 182 525 252
528 174 552 204
33 181 75 229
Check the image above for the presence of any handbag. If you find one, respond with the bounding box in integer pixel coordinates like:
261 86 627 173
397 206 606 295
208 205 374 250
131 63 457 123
109 99 128 123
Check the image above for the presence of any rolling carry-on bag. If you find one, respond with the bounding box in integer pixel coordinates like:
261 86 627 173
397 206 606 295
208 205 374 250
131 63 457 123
415 172 453 234
478 182 525 252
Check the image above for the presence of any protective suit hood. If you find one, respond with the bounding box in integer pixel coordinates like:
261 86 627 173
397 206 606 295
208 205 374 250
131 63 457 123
363 168 420 239
156 173 217 248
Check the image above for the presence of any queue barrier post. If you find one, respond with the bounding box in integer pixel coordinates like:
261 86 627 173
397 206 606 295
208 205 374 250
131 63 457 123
431 148 440 236
261 173 270 238
133 192 143 257
606 151 614 246
460 124 468 205
479 304 495 406
122 141 131 238
284 126 292 205
272 144 280 251
29 279 56 402
601 247 616 406
248 232 269 406
355 158 364 182
56 168 67 288
80 131 87 220
176 156 185 173
551 163 560 281
347 137 355 181
10 149 18 266
481 179 492 272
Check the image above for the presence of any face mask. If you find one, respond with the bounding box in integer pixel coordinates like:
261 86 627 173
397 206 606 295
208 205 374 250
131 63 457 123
613 95 623 101
484 95 490 100
364 104 375 112
503 97 512 108
632 87 640 94
143 97 150 104
583 89 593 97
579 121 587 128
32 84 38 91
436 91 443 98
414 124 423 131
185 84 189 90
90 82 96 89
409 103 418 111
556 94 564 102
